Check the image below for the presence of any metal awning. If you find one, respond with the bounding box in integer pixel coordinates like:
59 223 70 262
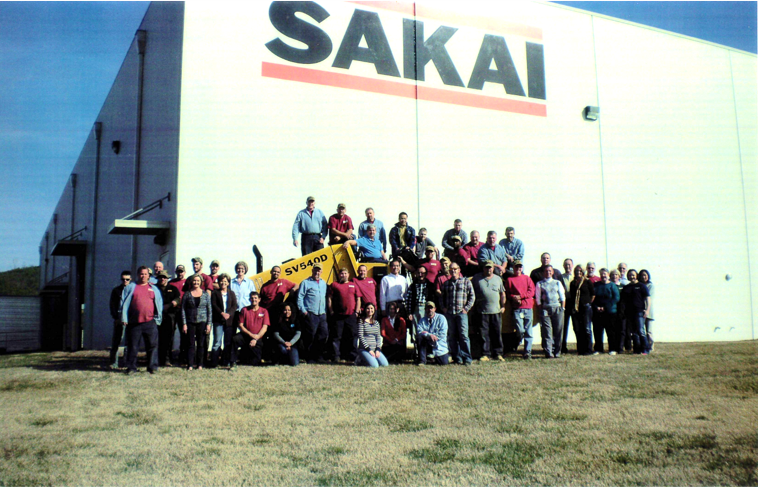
108 219 171 235
50 240 87 256
108 192 171 235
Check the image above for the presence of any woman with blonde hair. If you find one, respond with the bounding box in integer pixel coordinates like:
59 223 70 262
567 265 595 356
181 274 212 370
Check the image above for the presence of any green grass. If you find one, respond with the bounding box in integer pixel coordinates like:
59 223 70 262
0 341 756 486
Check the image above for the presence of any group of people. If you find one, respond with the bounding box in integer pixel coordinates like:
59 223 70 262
109 198 654 374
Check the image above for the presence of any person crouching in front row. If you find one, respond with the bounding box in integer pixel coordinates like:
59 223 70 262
230 291 269 368
416 301 450 365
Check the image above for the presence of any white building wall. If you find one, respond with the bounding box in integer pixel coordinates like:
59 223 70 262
174 1 756 341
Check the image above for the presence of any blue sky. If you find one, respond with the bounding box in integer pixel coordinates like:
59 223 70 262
0 1 755 272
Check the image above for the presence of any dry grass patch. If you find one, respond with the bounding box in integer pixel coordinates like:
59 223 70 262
0 341 756 486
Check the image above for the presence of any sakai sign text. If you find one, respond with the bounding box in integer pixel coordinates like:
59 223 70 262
262 1 547 116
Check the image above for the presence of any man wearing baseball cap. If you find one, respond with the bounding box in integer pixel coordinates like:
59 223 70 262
297 263 329 363
328 203 354 245
416 301 449 365
293 196 328 256
183 257 214 294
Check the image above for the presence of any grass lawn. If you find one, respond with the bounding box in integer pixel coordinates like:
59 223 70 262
0 341 756 486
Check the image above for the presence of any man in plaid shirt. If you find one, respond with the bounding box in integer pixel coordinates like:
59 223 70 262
441 263 476 365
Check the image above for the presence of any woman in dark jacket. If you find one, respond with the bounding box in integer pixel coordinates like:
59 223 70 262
273 303 301 366
621 269 651 354
566 265 595 356
592 268 620 355
181 274 213 370
211 273 238 368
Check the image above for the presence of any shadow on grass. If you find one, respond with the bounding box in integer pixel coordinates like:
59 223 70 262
0 350 153 373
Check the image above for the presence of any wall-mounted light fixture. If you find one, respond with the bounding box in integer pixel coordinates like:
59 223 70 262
583 106 599 121
112 141 121 154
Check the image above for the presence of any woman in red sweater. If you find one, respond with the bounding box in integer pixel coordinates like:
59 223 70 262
380 301 407 363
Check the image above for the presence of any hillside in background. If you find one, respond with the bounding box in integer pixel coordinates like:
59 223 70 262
0 266 39 296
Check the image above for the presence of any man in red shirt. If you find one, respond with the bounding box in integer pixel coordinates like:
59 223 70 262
328 268 362 362
434 257 452 306
506 263 536 359
183 257 214 294
328 203 354 245
400 246 441 285
119 266 163 375
169 265 187 298
461 230 483 277
231 292 269 367
209 260 221 290
259 265 299 321
351 264 377 314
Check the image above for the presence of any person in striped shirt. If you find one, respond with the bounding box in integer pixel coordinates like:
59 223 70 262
356 303 388 368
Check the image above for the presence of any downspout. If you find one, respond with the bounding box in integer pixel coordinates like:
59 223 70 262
85 122 103 348
131 30 147 272
69 173 78 351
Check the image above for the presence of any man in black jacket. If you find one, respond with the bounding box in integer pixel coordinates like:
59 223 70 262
156 270 181 366
404 268 433 363
108 270 131 369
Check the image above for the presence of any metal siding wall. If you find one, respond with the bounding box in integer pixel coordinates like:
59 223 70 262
730 51 758 340
593 18 751 342
175 2 418 277
0 296 41 352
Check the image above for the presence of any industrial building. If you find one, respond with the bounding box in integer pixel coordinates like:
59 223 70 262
39 1 757 351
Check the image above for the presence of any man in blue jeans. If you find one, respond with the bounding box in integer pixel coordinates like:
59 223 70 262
292 196 328 256
416 301 450 365
297 263 328 363
441 263 475 365
119 266 163 375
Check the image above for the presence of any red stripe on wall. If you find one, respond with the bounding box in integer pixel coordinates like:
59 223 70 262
348 1 543 40
261 62 546 117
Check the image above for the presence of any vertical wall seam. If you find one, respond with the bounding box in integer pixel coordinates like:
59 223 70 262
591 17 610 268
413 2 421 227
728 51 755 340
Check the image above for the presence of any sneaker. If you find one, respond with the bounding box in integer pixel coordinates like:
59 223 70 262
641 352 648 356
522 353 531 360
496 355 505 362
125 369 136 375
554 354 561 358
546 353 554 359
480 356 491 362
109 363 119 370
609 351 617 356
148 369 157 375
417 362 425 366
592 351 600 356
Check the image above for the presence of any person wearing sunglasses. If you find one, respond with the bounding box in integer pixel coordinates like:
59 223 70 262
108 270 132 369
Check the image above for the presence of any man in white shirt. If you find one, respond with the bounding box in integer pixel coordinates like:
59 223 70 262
379 259 408 317
535 267 566 359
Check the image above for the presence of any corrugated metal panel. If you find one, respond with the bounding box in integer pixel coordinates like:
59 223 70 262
0 296 41 352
